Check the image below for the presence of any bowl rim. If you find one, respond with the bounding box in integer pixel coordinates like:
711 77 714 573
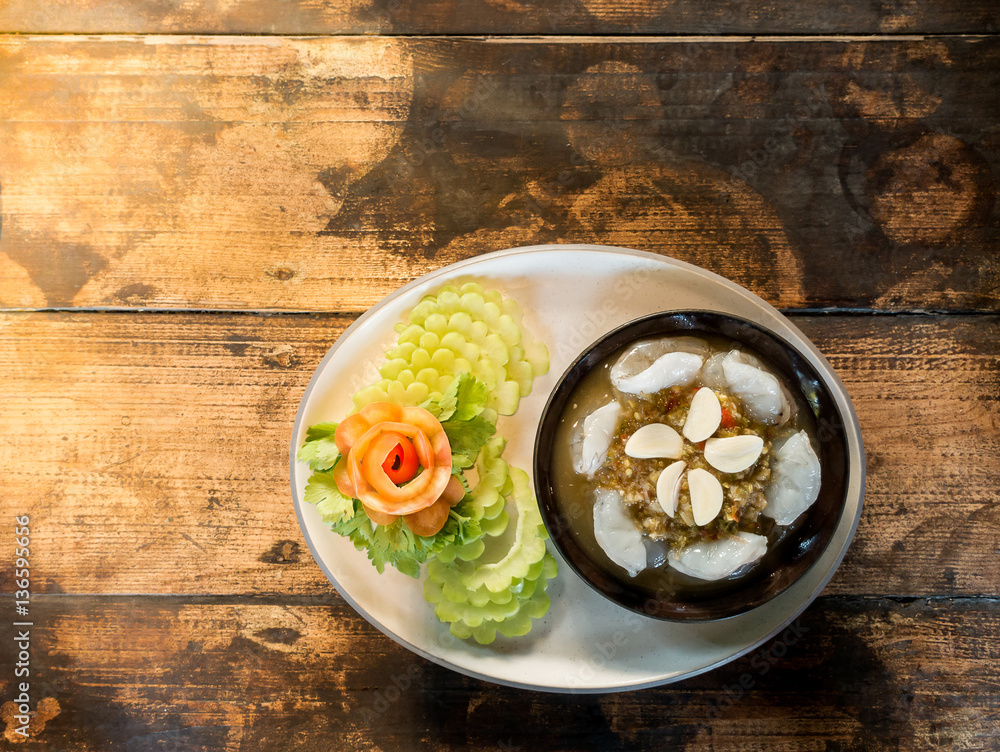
533 308 854 622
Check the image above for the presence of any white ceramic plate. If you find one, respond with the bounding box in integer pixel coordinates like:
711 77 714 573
290 245 865 693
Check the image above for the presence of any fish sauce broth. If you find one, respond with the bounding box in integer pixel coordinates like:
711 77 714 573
551 333 820 598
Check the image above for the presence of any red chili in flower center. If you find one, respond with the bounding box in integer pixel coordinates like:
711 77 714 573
381 435 419 485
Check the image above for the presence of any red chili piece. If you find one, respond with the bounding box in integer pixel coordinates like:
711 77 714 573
381 437 419 484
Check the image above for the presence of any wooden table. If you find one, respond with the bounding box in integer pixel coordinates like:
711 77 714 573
2 2 999 749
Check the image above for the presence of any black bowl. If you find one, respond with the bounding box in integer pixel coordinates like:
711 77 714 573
533 311 851 621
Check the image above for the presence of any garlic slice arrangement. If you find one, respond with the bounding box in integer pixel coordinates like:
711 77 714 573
687 468 724 525
625 423 683 459
682 387 722 442
704 435 764 473
655 460 686 518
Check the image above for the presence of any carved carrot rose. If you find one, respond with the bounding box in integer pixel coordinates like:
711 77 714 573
331 402 464 535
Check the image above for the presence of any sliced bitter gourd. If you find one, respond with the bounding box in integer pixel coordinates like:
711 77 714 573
422 466 558 644
455 468 547 593
434 437 509 564
427 554 557 645
336 281 557 643
354 281 550 415
468 438 509 522
429 552 552 609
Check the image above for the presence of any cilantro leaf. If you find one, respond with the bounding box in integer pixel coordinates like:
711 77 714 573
422 376 460 420
443 413 497 469
425 502 482 559
450 375 489 422
317 494 483 578
421 374 489 422
303 472 355 526
297 422 341 471
297 442 341 472
305 422 339 441
451 470 471 497
368 521 423 577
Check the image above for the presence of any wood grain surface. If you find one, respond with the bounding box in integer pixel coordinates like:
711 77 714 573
1 312 997 598
2 0 999 35
0 595 996 750
1 36 998 311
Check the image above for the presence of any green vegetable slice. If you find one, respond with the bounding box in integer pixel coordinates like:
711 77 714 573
295 422 340 471
422 466 558 643
466 437 509 523
458 468 548 592
433 437 508 565
356 282 550 415
425 553 557 644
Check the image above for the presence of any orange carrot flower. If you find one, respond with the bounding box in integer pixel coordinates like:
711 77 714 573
332 402 465 535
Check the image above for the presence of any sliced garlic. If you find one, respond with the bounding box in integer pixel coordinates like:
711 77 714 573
655 460 686 518
704 435 765 473
624 423 683 459
688 468 724 526
683 387 722 442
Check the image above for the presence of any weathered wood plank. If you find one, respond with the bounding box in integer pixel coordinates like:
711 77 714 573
0 595 996 750
1 0 998 35
0 312 350 596
794 316 1000 597
1 37 998 311
0 312 997 598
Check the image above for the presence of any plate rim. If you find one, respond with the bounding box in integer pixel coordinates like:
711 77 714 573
288 243 866 693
